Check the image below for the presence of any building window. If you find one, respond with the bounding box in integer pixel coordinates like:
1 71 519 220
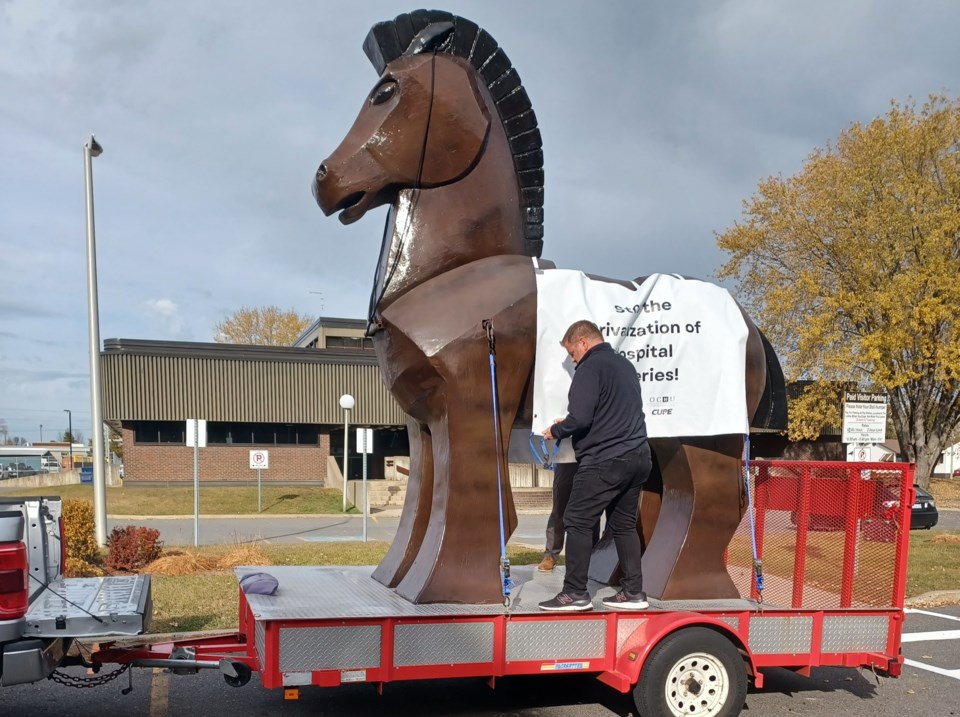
134 421 186 444
325 335 374 350
206 422 319 446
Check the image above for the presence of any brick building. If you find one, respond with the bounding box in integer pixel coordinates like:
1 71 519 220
101 318 408 484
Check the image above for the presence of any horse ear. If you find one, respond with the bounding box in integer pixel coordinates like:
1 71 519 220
403 22 455 56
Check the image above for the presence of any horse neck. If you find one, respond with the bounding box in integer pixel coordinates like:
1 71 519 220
375 126 527 310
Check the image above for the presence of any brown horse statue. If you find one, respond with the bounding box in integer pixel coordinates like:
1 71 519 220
313 10 786 604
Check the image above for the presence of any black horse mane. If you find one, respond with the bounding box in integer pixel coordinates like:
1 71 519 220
363 9 545 258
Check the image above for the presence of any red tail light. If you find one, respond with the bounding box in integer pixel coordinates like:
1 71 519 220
0 541 29 620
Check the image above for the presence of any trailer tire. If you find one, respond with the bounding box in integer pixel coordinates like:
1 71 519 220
223 662 252 688
633 626 746 717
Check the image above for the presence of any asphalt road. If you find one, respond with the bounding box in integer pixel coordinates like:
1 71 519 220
2 606 959 716
105 512 556 547
109 508 960 548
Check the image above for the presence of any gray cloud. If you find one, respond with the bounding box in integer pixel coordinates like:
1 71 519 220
2 0 958 418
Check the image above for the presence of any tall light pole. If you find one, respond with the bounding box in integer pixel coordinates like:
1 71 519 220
84 134 108 547
339 394 354 513
63 409 73 468
39 424 43 442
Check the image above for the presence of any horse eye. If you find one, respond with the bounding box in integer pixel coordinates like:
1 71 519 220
370 82 397 106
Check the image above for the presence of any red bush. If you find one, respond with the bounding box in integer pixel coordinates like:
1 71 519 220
105 526 163 571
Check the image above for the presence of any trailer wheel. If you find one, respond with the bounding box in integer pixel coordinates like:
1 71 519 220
633 627 746 717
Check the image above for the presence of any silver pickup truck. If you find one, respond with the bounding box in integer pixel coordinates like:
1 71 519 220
0 496 151 686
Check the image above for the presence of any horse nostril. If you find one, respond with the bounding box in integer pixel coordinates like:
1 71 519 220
316 163 328 181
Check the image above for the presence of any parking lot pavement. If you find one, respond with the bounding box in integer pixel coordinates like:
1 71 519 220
902 606 960 681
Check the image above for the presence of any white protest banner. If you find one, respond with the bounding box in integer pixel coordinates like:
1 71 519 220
533 269 750 440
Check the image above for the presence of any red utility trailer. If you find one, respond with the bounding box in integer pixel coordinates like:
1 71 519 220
95 460 914 716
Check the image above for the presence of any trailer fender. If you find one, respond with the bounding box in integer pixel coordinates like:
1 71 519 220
603 611 759 690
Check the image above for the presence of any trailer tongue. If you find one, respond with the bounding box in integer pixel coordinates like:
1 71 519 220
92 460 913 716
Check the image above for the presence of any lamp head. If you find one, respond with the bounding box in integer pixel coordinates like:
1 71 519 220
339 394 355 410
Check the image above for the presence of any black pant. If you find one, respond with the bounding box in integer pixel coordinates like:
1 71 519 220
545 462 598 558
562 442 651 597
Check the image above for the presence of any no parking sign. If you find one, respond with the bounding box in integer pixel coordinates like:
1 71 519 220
249 450 269 470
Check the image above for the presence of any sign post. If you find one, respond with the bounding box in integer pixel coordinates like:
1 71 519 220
357 428 373 541
187 419 207 547
249 450 269 512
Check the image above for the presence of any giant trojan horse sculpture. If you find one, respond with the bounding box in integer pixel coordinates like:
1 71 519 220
313 10 787 604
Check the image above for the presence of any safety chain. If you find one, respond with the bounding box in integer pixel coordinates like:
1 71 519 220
48 663 129 689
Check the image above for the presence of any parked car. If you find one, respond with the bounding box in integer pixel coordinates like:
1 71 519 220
792 483 938 532
952 468 960 478
910 485 939 530
2 462 37 478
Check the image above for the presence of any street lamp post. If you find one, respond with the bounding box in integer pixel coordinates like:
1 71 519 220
84 134 107 547
63 409 73 469
339 394 355 513
39 424 43 442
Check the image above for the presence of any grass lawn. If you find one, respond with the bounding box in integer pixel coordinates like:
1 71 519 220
1 483 357 515
929 478 960 508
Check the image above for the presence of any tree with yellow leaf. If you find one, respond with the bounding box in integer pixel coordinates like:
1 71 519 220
214 306 313 346
717 95 960 488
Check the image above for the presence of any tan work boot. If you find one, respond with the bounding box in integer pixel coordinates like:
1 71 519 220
537 555 556 572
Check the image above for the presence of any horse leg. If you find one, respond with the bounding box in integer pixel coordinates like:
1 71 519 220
395 358 528 603
374 256 537 603
393 311 534 603
371 418 433 587
641 436 745 600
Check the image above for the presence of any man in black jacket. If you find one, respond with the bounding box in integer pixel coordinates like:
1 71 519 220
538 320 652 612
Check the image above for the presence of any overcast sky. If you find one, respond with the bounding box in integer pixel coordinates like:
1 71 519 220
2 0 958 442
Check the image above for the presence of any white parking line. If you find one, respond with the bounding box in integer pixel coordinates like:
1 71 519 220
905 608 960 622
901 629 960 642
903 659 960 681
902 608 960 680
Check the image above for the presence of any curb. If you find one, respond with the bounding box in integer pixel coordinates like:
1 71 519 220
107 508 555 520
905 590 960 607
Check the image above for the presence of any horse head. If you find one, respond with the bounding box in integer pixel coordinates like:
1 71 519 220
313 11 545 259
313 24 492 224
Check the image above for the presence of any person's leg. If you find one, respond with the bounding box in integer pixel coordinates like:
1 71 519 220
543 462 576 561
605 444 652 596
561 463 616 597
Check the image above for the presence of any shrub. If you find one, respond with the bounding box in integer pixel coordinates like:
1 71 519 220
61 499 99 564
105 526 164 571
65 557 105 578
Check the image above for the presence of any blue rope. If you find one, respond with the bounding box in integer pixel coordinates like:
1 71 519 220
528 433 561 470
742 434 764 597
483 320 512 606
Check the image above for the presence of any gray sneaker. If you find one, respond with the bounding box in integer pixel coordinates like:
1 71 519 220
538 592 593 612
601 589 649 610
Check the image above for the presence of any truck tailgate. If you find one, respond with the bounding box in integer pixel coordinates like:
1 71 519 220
23 575 151 638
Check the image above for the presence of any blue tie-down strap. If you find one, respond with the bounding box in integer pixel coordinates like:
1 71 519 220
500 557 514 607
529 433 561 470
